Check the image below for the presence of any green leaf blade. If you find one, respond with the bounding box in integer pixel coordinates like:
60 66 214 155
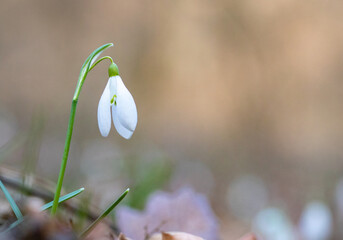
80 188 129 238
0 180 23 220
41 187 85 211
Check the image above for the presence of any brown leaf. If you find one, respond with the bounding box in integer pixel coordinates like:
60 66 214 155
149 231 204 240
118 233 132 240
238 233 257 240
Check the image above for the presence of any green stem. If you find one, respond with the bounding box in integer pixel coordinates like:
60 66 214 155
51 100 77 215
89 56 113 72
51 43 113 215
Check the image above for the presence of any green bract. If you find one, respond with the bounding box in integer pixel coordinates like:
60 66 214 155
74 43 114 101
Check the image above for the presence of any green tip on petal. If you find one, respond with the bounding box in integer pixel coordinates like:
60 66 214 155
108 62 119 77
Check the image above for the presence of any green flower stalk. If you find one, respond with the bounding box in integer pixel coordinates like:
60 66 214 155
51 43 137 215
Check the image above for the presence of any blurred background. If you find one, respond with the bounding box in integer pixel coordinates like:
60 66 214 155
1 0 343 239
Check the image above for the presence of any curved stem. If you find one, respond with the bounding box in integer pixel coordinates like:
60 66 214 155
51 44 113 215
73 44 113 101
89 56 113 72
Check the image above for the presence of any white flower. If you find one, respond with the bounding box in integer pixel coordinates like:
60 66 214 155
97 75 137 139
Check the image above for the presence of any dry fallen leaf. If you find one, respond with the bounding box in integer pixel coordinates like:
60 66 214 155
238 233 257 240
118 233 133 240
149 232 204 240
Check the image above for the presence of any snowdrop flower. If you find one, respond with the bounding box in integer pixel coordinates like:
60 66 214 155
98 62 137 139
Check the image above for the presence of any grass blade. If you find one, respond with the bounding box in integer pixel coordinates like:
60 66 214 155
2 187 85 233
41 187 84 211
0 180 23 220
80 188 129 239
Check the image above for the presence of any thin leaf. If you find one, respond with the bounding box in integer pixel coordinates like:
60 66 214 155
0 180 23 220
3 187 85 233
80 188 129 239
5 218 23 233
41 187 84 211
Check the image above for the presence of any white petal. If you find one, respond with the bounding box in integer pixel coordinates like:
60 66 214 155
108 76 117 97
115 76 138 133
112 106 134 139
97 80 112 137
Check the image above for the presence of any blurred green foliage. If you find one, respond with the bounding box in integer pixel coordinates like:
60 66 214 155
125 158 172 210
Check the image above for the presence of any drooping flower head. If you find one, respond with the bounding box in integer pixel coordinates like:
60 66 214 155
98 62 137 139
